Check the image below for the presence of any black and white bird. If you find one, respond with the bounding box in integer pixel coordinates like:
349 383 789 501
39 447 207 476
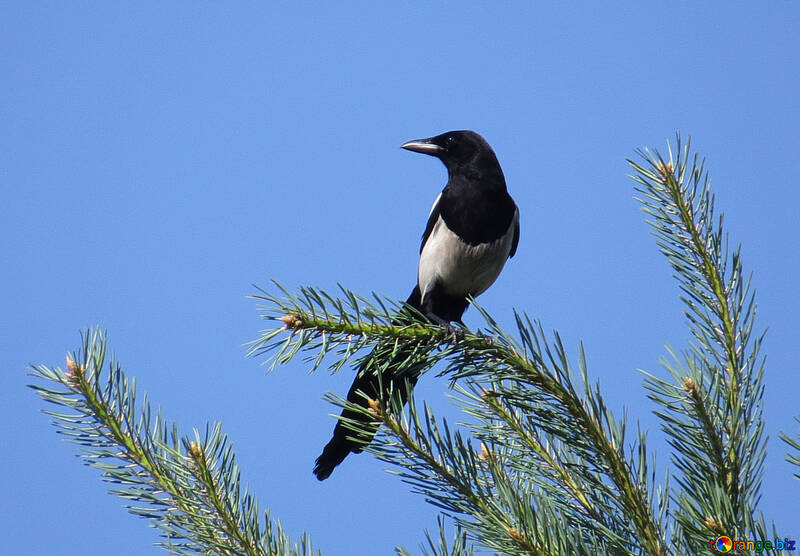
313 130 519 480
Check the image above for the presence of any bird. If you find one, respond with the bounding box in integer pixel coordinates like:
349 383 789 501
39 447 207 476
313 130 519 480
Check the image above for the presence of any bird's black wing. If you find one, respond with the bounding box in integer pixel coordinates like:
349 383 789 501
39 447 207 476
420 193 442 254
509 208 520 258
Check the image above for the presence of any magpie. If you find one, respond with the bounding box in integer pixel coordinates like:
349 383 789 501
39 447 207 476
313 130 519 480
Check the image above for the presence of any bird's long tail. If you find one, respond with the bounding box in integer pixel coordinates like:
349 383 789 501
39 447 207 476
313 286 423 481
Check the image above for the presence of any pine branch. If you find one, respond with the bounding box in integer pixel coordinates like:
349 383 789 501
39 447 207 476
29 328 318 556
628 135 768 550
780 416 800 481
449 314 667 555
252 287 667 555
395 516 474 556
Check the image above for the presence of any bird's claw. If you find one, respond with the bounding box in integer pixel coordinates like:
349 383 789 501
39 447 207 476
425 312 465 342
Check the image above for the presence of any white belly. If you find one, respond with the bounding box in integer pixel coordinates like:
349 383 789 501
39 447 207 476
417 212 516 300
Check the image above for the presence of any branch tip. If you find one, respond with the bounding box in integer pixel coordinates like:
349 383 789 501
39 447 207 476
480 388 497 401
188 441 203 460
682 377 698 395
704 515 725 534
367 397 381 416
65 355 84 380
508 527 526 544
279 313 304 330
655 159 674 178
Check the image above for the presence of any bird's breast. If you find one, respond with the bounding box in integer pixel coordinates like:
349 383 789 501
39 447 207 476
417 211 516 300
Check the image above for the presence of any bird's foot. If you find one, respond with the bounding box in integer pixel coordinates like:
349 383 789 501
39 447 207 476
474 329 496 345
425 312 465 342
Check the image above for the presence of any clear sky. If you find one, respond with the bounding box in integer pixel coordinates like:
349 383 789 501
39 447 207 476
2 3 799 555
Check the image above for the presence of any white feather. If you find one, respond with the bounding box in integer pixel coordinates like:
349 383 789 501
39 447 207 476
418 208 518 301
427 193 442 218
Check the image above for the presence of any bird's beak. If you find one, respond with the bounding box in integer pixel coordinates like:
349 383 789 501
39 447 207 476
401 138 443 156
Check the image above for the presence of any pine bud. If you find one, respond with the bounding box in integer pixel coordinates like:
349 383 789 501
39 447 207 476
508 527 525 543
66 355 84 380
704 515 724 533
188 441 203 459
279 314 303 330
367 398 381 416
480 388 497 401
655 159 674 177
66 355 78 373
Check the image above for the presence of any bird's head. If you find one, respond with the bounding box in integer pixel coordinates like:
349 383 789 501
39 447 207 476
401 130 499 173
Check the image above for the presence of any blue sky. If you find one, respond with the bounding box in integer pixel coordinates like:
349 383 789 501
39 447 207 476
2 3 799 554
